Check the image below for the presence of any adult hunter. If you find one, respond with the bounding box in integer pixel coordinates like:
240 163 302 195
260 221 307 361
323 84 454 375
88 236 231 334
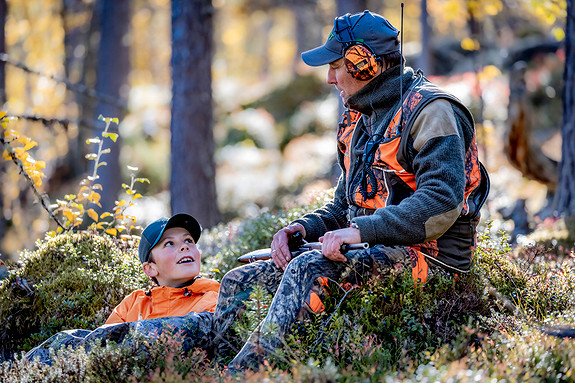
212 9 490 372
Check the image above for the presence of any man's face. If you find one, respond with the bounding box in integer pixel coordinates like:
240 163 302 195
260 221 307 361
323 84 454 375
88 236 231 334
143 227 201 287
327 58 370 104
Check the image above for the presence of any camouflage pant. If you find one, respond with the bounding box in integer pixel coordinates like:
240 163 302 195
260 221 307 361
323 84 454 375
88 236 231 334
25 311 213 365
212 245 451 372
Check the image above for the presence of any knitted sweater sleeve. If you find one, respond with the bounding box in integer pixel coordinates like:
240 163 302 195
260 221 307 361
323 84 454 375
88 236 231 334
351 99 469 246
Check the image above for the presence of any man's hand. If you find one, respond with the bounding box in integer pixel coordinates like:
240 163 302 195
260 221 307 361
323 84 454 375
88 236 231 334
271 223 306 270
319 227 361 262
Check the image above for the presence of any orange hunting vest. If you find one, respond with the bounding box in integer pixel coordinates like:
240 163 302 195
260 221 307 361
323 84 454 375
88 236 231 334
338 73 489 279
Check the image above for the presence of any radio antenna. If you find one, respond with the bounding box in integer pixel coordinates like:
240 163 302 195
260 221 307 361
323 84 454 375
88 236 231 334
399 2 404 126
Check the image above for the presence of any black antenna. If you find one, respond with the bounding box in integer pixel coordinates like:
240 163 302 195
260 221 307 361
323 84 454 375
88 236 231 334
399 2 404 126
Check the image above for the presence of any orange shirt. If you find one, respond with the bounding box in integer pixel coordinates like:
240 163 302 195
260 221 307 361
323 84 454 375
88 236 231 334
105 278 220 324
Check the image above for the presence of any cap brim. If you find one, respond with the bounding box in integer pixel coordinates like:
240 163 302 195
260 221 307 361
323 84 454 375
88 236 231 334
163 213 202 245
301 45 343 66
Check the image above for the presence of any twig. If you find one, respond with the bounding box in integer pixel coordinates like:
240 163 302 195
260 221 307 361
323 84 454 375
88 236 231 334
0 138 66 230
0 53 126 109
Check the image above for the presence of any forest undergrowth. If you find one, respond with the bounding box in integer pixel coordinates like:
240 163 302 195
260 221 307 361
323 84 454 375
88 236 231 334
1 113 575 381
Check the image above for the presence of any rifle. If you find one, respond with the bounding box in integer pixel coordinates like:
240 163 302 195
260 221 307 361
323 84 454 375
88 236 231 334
237 231 369 263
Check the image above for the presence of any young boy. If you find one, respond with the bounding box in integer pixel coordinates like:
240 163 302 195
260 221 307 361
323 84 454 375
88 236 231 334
106 213 220 323
26 213 219 364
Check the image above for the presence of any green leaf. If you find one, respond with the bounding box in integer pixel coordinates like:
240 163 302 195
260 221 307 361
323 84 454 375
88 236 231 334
98 114 105 121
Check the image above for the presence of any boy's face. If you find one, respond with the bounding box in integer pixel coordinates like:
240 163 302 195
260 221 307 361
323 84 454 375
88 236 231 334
142 227 201 288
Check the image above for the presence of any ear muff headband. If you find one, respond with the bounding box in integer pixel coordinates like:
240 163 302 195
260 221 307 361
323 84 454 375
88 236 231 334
335 14 379 81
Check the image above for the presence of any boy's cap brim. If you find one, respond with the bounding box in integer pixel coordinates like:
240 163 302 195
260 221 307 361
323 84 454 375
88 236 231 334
138 213 202 264
301 10 400 67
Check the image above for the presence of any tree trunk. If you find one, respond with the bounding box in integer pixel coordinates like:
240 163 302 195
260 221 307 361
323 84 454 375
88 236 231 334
170 0 220 227
0 0 5 105
418 0 432 75
336 0 366 15
292 0 322 71
93 0 130 213
555 0 575 220
0 0 6 256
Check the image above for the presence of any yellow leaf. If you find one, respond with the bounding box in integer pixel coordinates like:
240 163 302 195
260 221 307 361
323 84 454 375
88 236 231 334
88 191 101 204
102 133 118 142
115 200 126 206
100 212 112 219
96 222 106 229
132 193 142 200
23 141 38 151
105 228 117 236
87 209 99 222
63 209 75 222
0 111 5 119
461 37 479 51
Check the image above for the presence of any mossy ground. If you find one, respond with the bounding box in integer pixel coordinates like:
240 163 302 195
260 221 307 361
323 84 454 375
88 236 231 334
1 201 575 382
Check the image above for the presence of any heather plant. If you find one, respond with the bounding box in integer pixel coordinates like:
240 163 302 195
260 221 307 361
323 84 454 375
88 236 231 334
0 231 147 360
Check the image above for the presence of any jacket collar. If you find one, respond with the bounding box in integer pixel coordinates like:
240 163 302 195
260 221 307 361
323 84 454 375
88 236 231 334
346 65 415 116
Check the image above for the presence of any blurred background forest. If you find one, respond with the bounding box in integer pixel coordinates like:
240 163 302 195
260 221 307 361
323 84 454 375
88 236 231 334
0 0 572 262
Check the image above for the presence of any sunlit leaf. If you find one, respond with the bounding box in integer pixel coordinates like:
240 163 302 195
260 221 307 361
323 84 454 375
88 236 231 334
127 165 139 171
102 133 119 142
105 228 117 236
85 153 98 160
100 212 112 219
86 209 99 222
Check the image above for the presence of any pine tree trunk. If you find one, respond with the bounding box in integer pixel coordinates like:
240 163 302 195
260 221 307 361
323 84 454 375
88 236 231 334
555 0 575 222
170 0 220 227
93 0 131 213
0 0 7 255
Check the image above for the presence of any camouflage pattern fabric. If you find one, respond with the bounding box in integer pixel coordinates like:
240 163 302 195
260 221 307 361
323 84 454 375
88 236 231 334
212 245 452 372
25 311 213 365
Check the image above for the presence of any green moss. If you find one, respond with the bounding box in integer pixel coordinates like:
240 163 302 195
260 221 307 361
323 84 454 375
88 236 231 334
0 232 147 358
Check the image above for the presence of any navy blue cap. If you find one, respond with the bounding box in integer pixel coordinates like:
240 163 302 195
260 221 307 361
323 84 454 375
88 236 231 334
138 213 202 264
302 10 400 67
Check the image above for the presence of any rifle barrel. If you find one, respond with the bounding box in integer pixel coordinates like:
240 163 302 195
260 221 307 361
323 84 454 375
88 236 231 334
237 242 370 263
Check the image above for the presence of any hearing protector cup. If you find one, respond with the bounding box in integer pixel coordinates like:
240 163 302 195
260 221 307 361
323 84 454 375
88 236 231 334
335 13 379 81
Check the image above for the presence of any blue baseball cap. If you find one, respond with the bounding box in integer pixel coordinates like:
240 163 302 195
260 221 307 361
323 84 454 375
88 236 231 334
302 10 400 67
138 213 202 263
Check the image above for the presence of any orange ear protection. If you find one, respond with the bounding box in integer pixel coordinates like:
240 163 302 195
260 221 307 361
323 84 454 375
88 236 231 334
336 14 379 81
